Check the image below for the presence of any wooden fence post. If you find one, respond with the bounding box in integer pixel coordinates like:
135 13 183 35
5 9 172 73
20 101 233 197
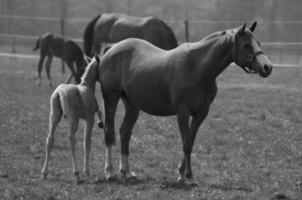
60 17 65 74
184 20 189 42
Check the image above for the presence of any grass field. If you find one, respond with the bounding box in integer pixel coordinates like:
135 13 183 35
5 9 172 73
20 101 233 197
0 56 302 200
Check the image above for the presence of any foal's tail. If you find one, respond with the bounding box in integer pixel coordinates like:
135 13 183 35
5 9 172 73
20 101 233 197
83 14 101 57
49 91 63 122
33 36 41 51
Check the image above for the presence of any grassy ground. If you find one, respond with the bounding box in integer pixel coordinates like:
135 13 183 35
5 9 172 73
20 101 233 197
0 57 302 200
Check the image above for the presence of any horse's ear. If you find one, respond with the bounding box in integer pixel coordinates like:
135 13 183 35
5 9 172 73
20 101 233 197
84 54 92 64
238 23 246 35
94 55 100 64
249 21 257 32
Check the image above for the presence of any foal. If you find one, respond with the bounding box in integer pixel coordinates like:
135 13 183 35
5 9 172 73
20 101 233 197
33 33 85 87
41 55 103 183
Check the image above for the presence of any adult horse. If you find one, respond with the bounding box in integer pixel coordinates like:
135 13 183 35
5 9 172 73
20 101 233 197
83 13 178 56
33 33 85 87
98 21 273 185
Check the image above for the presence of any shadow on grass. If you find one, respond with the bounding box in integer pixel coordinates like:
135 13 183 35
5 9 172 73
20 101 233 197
159 180 198 191
93 175 155 186
208 182 253 192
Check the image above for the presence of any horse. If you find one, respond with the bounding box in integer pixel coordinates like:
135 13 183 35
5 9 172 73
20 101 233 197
41 55 104 184
33 33 85 88
83 13 178 57
97 21 273 185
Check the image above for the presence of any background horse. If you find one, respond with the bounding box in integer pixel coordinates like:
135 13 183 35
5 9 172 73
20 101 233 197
41 56 103 184
33 33 85 88
97 22 273 185
83 13 178 56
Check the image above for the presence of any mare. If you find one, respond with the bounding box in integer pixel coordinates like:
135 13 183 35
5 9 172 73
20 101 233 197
41 56 103 183
33 33 85 88
83 13 178 56
97 22 273 185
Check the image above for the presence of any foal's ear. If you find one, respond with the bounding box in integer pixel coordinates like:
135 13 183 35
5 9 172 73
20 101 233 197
249 21 257 32
94 55 100 64
238 23 247 35
84 54 92 64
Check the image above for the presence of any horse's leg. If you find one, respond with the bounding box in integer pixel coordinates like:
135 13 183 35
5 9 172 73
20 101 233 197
41 94 62 179
36 54 45 86
65 60 78 84
119 97 139 180
178 107 210 185
45 55 53 88
68 117 80 183
96 110 104 128
176 107 190 183
83 116 94 176
103 92 120 180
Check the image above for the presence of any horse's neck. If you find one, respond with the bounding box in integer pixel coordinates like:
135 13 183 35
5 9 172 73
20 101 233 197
80 80 96 93
80 73 97 93
190 34 234 81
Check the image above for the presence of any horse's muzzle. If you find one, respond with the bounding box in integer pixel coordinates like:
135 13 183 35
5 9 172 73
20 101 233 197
259 64 273 78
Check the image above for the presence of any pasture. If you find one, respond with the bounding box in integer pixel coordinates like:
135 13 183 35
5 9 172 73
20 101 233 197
0 56 302 200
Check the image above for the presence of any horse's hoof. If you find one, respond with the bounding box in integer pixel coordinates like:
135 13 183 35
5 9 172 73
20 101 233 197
83 170 90 177
41 172 47 180
36 80 41 86
106 174 117 182
76 179 84 185
177 176 185 184
120 170 137 181
186 179 199 187
98 121 104 129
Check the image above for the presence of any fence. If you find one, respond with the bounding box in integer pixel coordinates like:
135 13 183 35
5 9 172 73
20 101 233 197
0 14 302 67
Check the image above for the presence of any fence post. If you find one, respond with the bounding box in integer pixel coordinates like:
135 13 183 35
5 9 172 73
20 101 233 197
184 20 189 42
60 17 65 74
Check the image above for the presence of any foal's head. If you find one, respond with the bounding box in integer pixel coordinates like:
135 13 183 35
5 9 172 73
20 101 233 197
81 55 100 85
232 21 273 78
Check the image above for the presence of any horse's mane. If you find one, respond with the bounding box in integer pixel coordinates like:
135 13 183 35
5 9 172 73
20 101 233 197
200 28 237 43
80 58 97 85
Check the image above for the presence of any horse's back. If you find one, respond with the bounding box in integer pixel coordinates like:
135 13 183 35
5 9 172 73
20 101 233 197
100 38 176 115
39 33 64 57
94 13 177 50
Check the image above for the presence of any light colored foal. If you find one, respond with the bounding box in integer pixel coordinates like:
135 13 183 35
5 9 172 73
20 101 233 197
41 56 103 183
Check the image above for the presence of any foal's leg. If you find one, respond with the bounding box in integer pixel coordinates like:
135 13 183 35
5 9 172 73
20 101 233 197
41 94 62 179
83 116 94 176
68 117 80 183
36 54 46 85
119 98 139 179
177 107 209 185
45 55 53 88
103 92 120 180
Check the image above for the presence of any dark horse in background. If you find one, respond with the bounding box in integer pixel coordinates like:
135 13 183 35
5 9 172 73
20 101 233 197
97 22 273 185
33 33 85 88
83 13 178 56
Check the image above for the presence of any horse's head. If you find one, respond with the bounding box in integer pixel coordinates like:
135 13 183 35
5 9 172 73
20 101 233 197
80 55 101 85
232 21 273 78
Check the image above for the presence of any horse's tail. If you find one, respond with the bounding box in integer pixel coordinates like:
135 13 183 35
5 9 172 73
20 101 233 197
157 18 178 49
33 36 41 51
83 14 101 57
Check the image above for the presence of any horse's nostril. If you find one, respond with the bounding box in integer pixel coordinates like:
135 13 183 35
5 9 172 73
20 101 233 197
264 64 272 73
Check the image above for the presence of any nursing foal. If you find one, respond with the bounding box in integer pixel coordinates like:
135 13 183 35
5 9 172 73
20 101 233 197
41 56 103 183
